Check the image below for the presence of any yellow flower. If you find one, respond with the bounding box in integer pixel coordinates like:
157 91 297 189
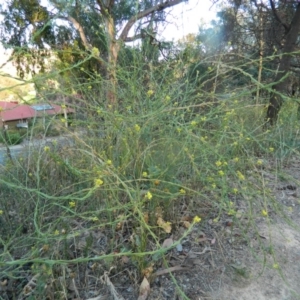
176 127 182 133
233 188 238 194
165 95 171 102
91 47 100 56
232 141 238 146
134 124 141 132
0 210 3 215
142 172 148 178
211 183 216 189
237 171 245 180
69 201 76 208
273 263 279 269
191 120 197 126
60 118 66 123
179 188 186 195
215 161 222 167
200 116 207 121
193 216 201 223
146 191 152 200
227 209 236 216
261 209 268 217
88 86 92 89
54 230 59 235
218 170 225 176
147 90 154 96
256 159 263 165
44 146 50 152
91 216 99 222
233 157 239 162
94 178 104 187
106 159 112 165
269 147 274 152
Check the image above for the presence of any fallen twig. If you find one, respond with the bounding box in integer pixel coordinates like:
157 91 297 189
153 265 190 278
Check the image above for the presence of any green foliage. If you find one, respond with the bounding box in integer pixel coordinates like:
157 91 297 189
0 131 23 145
0 0 178 85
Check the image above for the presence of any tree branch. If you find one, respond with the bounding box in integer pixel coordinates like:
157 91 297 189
96 0 106 12
65 16 93 50
119 0 185 42
269 0 289 33
124 33 144 42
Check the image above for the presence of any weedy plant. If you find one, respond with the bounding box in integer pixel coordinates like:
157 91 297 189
0 48 300 299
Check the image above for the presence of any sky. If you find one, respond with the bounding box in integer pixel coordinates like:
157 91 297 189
159 0 218 40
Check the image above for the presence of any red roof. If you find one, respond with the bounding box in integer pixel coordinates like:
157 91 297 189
0 102 74 122
0 102 34 121
0 101 18 110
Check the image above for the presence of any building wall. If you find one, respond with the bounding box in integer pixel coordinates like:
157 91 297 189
3 119 28 129
0 112 74 130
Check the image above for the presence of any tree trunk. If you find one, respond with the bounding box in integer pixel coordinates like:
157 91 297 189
67 0 185 108
106 15 120 108
266 3 300 124
256 6 264 105
3 127 13 163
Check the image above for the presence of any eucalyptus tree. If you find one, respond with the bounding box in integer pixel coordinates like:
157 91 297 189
210 0 300 124
265 0 300 124
0 0 186 105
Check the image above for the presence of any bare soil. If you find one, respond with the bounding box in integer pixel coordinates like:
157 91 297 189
139 156 300 300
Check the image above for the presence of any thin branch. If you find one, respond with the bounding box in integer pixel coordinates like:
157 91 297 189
96 0 107 14
124 33 144 42
269 0 289 33
119 0 185 42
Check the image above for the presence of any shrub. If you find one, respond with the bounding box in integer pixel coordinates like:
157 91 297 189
0 50 299 299
0 131 23 145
